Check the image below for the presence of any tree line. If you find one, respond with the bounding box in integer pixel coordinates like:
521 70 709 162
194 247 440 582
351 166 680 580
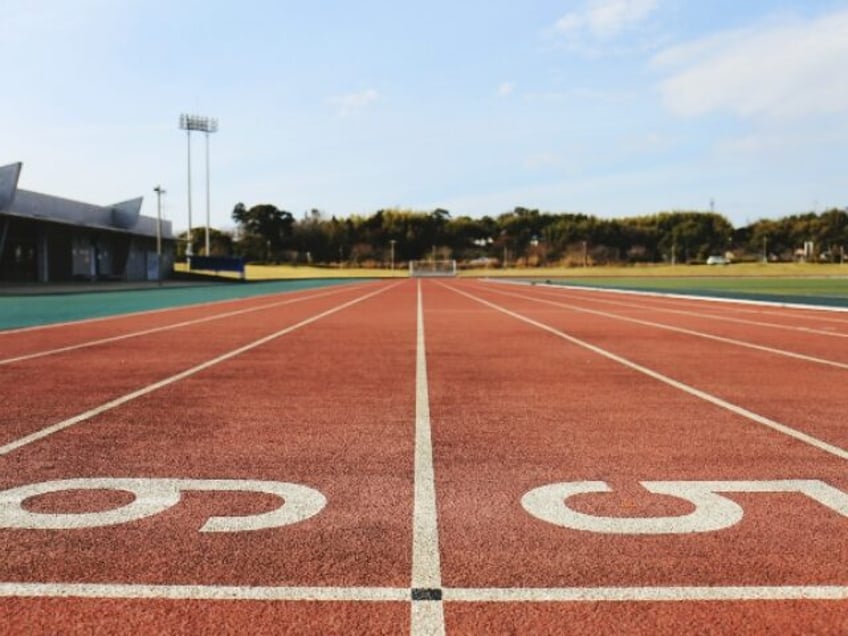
178 204 848 267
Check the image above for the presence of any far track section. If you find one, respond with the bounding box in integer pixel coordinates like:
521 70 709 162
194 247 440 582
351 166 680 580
0 283 375 448
474 279 848 451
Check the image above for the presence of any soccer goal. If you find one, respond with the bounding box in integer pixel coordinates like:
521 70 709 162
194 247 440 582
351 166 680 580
409 259 458 277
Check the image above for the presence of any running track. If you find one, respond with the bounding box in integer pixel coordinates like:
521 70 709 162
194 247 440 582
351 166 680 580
1 279 847 634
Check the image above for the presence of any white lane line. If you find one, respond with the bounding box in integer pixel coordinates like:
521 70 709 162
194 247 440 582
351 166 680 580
411 280 446 635
0 284 396 457
0 282 366 336
481 283 848 371
2 582 846 603
443 283 848 462
529 285 848 339
445 586 848 602
0 582 408 602
487 278 848 316
0 285 363 366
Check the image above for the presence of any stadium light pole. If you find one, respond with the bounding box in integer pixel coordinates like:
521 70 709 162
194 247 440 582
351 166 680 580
179 113 218 257
153 185 166 285
390 239 396 272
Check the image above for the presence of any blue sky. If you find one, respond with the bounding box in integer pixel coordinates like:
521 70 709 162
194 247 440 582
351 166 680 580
4 0 848 231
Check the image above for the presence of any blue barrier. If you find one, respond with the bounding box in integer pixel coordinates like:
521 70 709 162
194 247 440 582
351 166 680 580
188 256 246 278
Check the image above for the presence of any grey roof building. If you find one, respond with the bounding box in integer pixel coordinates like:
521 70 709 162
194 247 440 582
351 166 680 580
0 162 175 283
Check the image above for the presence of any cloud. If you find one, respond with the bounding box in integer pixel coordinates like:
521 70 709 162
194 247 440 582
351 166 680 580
654 10 848 120
497 82 515 97
328 89 379 117
555 0 659 40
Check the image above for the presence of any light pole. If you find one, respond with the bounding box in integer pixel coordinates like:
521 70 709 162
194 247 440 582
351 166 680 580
179 113 218 257
390 239 396 273
153 186 166 284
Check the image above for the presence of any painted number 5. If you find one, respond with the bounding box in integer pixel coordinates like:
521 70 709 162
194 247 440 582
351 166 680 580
521 480 848 534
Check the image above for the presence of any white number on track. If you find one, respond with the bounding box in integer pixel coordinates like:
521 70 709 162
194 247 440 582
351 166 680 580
521 480 848 534
0 478 326 532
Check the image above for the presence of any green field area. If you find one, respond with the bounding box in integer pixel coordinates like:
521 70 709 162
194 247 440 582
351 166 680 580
188 261 847 281
187 262 848 308
511 264 848 308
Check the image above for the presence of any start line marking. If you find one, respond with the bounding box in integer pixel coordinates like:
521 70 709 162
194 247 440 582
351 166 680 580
1 582 847 604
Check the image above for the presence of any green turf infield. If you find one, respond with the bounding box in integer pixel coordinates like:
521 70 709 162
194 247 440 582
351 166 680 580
0 279 364 330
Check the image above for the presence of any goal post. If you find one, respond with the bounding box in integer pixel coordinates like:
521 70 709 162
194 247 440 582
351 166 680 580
409 259 458 277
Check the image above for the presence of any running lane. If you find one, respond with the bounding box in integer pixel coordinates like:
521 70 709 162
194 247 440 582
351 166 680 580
421 280 848 634
0 282 416 633
464 279 848 452
0 283 379 447
515 283 848 365
543 283 848 333
0 283 368 358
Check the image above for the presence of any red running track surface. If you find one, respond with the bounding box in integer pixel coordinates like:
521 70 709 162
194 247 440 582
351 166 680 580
1 278 847 635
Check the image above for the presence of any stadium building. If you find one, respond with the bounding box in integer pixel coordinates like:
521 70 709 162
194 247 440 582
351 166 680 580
0 162 175 283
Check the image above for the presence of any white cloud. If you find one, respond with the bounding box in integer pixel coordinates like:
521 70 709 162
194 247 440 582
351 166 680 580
555 0 659 40
497 82 515 97
328 89 379 117
655 10 848 120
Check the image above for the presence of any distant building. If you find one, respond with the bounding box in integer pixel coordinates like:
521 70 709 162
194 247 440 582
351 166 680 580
0 162 175 283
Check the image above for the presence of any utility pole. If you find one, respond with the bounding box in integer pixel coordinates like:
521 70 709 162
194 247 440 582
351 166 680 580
153 185 166 285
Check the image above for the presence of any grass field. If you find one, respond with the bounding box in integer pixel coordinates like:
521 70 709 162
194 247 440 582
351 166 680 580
176 262 848 307
180 261 848 281
471 262 848 279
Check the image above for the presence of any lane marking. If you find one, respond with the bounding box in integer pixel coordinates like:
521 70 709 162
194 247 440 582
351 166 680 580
480 283 848 371
0 284 397 457
442 283 848 462
521 479 848 534
487 278 848 315
0 478 326 532
0 285 364 366
0 582 408 602
444 586 848 602
530 284 848 339
411 280 446 635
1 582 846 603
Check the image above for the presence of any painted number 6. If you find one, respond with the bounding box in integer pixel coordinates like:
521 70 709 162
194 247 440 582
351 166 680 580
0 478 326 532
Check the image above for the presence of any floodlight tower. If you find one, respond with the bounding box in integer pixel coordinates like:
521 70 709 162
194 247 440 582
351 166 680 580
179 113 218 256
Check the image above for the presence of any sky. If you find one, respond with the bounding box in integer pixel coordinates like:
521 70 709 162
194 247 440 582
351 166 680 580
3 0 848 232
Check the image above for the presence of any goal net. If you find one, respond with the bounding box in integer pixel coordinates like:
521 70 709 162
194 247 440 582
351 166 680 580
409 259 458 277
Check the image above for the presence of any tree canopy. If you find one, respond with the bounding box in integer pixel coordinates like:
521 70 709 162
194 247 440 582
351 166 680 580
184 203 848 267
